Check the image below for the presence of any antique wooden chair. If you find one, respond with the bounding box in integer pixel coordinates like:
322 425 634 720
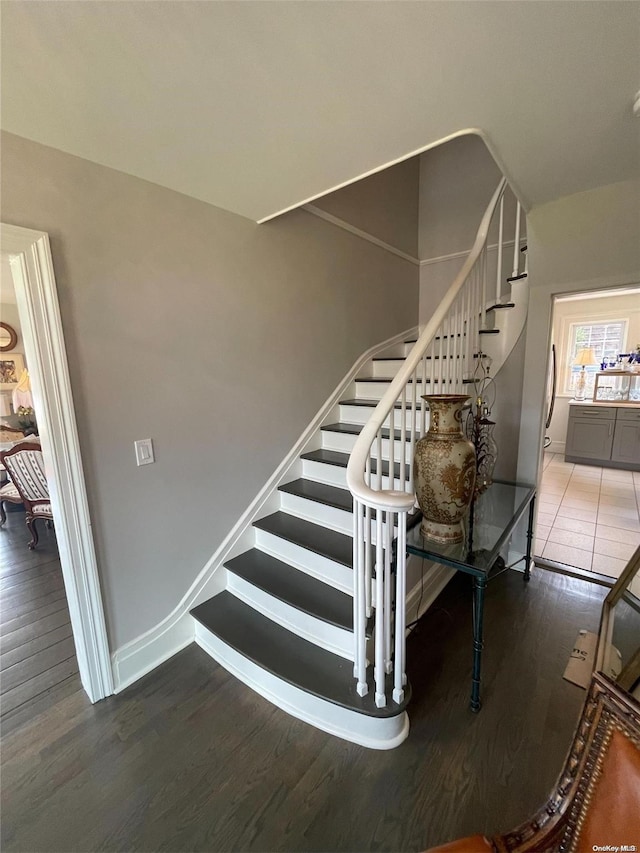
426 672 640 852
0 427 28 524
425 541 640 853
0 440 53 549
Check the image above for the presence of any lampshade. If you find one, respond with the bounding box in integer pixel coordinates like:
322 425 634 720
574 347 597 367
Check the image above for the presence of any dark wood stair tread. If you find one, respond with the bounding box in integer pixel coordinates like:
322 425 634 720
191 592 408 717
253 511 353 567
279 478 353 513
300 449 410 480
487 303 515 311
321 422 419 441
225 548 355 631
339 398 416 409
506 272 528 282
478 329 500 335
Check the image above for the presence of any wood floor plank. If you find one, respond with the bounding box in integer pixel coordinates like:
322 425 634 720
0 607 72 655
0 569 610 853
0 571 65 606
1 625 74 673
0 597 69 638
0 516 79 734
1 654 79 716
0 562 62 592
0 587 68 625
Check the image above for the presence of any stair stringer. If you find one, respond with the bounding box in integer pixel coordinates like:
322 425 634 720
479 274 529 374
110 325 418 693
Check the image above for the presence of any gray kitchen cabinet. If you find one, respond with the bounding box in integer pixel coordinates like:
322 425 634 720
611 408 640 466
565 404 640 470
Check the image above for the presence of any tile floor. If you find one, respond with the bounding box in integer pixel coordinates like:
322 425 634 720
535 453 640 579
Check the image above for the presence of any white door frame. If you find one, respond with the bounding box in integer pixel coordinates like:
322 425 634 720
1 222 113 702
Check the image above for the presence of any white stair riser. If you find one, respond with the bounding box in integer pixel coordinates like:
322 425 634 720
254 528 353 595
339 404 426 430
226 575 355 660
371 359 469 380
301 458 411 493
355 380 428 400
321 430 415 462
280 491 353 535
195 624 410 750
278 492 397 543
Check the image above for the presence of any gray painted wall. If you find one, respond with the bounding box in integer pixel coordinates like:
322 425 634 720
418 134 520 325
518 180 640 485
1 131 418 651
418 134 516 261
312 157 420 257
416 136 526 481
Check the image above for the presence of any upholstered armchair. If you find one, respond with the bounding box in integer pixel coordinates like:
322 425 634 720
0 440 53 549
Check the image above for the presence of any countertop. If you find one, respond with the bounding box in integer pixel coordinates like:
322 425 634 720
569 399 640 409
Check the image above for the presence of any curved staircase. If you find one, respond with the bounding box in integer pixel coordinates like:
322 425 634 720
191 178 528 749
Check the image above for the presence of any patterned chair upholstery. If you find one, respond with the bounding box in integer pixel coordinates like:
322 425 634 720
425 672 640 852
0 440 52 549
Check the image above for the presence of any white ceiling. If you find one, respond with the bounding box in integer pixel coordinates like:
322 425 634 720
2 1 639 222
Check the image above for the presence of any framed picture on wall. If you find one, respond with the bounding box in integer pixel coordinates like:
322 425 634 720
0 353 25 389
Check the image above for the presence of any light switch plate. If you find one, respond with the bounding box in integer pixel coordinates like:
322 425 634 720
134 438 155 466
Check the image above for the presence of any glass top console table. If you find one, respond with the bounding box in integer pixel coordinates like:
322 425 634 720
405 480 536 713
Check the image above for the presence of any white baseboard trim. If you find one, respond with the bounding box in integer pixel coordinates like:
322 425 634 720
195 622 410 750
112 611 195 693
109 326 418 693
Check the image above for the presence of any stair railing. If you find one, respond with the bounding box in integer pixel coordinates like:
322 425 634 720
347 177 517 708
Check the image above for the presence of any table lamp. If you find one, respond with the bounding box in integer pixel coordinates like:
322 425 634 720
574 347 596 400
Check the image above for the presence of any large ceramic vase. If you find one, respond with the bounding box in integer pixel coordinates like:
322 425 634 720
413 394 476 544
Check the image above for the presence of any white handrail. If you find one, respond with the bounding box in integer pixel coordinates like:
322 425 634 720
346 177 507 512
347 177 509 707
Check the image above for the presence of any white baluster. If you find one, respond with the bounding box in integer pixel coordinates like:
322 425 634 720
401 382 408 492
364 455 372 618
365 503 372 617
389 399 395 490
512 201 521 278
409 365 417 492
393 513 407 703
438 325 444 393
376 430 383 491
374 514 386 707
480 247 487 331
384 511 392 675
496 195 504 305
354 500 368 696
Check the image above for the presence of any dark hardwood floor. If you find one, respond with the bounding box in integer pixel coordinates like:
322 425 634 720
0 508 81 734
1 566 606 852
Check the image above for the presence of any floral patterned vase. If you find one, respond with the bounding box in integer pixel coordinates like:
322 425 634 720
413 394 476 544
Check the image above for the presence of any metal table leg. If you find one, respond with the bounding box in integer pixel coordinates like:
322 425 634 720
471 574 486 712
524 493 536 583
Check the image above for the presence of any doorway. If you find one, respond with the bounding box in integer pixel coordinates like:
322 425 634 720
1 223 113 705
535 286 640 580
